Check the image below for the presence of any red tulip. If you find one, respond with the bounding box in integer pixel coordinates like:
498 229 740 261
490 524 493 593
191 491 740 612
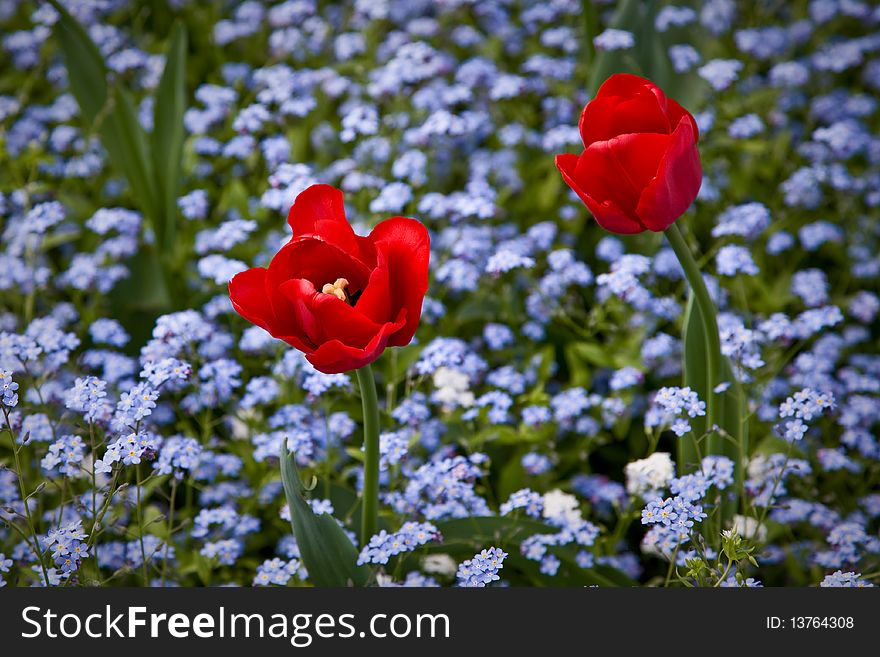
229 184 430 374
556 73 702 234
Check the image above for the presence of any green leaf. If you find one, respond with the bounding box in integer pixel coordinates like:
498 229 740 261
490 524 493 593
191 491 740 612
152 22 188 253
679 293 706 471
434 516 637 587
344 445 366 463
536 163 563 210
49 0 108 121
279 446 370 587
564 339 639 388
111 248 172 311
435 515 552 543
468 426 527 447
569 341 618 369
586 0 704 101
534 345 556 387
588 0 660 94
105 88 158 221
50 0 157 226
681 292 748 482
217 178 250 218
49 1 175 311
387 343 424 386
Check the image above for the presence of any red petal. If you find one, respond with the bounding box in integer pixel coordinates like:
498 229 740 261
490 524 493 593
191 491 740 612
279 278 406 352
580 95 672 145
594 73 667 103
580 74 672 144
636 118 702 232
355 253 393 325
555 153 645 234
229 267 274 332
268 235 372 295
305 318 405 374
276 333 317 354
310 298 385 349
229 268 316 351
364 217 430 347
286 184 361 254
578 132 670 216
277 279 322 347
666 98 699 142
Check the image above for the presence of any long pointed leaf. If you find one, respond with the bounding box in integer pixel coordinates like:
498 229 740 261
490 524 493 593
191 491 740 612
587 0 704 100
152 22 188 253
106 87 158 222
49 0 108 121
681 292 748 496
588 0 667 95
680 294 706 471
50 1 157 227
279 445 370 587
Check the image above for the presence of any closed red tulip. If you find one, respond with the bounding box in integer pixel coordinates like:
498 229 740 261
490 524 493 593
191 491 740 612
556 74 702 234
229 184 430 374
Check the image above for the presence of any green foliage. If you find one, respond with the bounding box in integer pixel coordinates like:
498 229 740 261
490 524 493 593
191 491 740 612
151 22 188 256
49 0 188 310
681 293 747 487
279 446 371 587
429 516 637 587
586 0 707 106
51 1 158 224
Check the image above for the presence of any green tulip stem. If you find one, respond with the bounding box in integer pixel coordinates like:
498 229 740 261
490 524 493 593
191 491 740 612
356 363 380 545
664 223 721 436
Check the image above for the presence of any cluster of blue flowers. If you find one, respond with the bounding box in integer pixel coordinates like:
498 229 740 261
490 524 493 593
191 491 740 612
385 454 491 521
43 521 89 580
357 522 441 566
646 387 707 437
253 557 303 586
456 547 508 587
820 570 874 588
639 456 734 560
0 0 876 589
0 370 19 407
500 489 544 518
778 388 836 442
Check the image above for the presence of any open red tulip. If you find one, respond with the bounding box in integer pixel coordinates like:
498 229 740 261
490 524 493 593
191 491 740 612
556 73 702 234
229 184 430 374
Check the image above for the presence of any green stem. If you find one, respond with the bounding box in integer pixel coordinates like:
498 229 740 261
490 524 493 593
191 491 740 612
753 440 795 541
136 464 148 586
665 223 721 440
664 541 681 587
161 478 177 588
356 364 380 546
386 349 398 414
3 408 50 585
89 420 99 580
580 0 599 63
83 468 121 556
715 558 734 587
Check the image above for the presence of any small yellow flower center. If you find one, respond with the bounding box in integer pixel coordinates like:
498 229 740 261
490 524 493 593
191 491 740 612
321 278 351 302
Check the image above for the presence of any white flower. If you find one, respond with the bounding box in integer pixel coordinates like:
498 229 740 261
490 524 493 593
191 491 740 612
542 489 581 524
432 366 469 390
625 452 675 497
731 514 767 541
422 553 457 576
432 367 474 408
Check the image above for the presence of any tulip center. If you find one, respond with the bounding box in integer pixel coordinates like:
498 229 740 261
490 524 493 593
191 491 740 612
321 277 360 305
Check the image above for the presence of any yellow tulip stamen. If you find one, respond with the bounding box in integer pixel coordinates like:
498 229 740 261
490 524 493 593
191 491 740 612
321 278 351 303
